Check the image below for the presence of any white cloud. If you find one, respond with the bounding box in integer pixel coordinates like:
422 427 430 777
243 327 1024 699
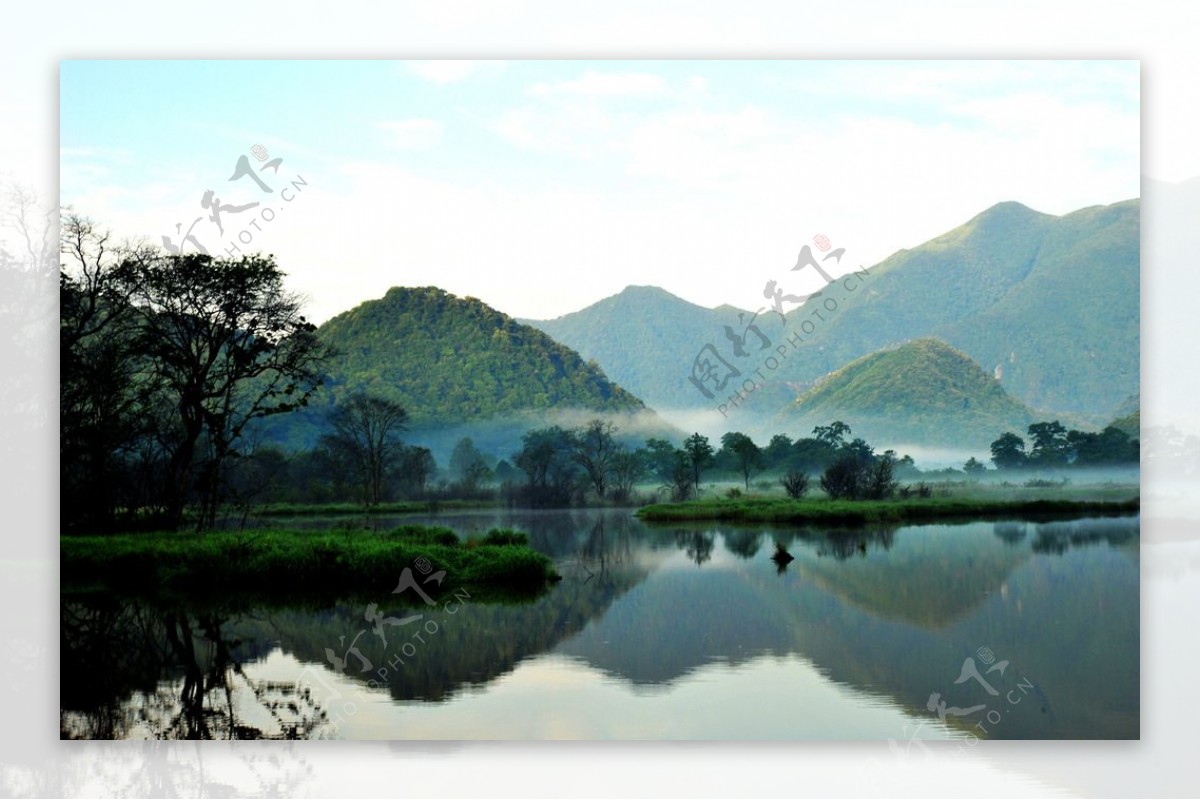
377 118 444 149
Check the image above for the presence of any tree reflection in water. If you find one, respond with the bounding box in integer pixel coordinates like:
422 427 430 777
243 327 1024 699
61 599 328 740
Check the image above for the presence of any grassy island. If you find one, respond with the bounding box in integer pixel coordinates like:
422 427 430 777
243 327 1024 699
60 525 557 602
636 496 1140 526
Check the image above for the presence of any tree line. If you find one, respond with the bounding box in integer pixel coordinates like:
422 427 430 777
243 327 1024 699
987 421 1138 470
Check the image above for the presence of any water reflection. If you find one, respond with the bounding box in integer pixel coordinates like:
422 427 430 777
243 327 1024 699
61 599 326 740
63 511 1139 740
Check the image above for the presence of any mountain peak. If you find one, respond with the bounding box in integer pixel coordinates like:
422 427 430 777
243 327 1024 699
967 200 1051 228
318 288 645 425
617 284 671 296
787 337 1034 447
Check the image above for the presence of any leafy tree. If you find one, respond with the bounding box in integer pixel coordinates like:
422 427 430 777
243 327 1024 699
990 432 1028 470
127 251 331 528
763 433 794 470
841 437 875 464
322 394 409 506
812 421 852 449
514 425 578 506
963 457 987 475
721 432 763 489
644 438 680 483
683 433 715 490
570 419 619 499
791 435 838 473
1067 426 1138 465
1027 421 1070 466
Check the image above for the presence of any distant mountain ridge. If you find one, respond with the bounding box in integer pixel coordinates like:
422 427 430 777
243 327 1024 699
525 198 1139 424
521 285 749 412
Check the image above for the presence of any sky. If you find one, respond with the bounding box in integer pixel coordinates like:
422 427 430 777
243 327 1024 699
58 59 1139 324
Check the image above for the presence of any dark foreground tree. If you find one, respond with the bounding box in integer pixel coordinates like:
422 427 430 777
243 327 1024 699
124 252 333 529
60 215 156 531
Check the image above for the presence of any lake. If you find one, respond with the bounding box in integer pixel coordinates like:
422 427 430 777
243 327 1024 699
60 509 1139 740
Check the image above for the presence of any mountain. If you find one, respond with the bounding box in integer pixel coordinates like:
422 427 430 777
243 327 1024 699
1109 394 1140 438
255 287 677 461
317 286 646 426
522 285 749 412
784 338 1036 447
526 199 1139 425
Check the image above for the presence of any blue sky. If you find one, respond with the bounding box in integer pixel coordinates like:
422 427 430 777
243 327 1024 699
60 60 1139 323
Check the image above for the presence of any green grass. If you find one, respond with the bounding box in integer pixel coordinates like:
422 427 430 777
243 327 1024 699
248 499 496 517
636 495 1140 525
61 525 557 604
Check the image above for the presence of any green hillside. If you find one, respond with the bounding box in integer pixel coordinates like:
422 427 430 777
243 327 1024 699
317 287 646 426
785 338 1036 447
527 199 1139 423
780 199 1139 421
523 285 747 412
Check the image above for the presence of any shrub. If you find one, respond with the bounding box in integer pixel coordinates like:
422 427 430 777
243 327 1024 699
862 456 898 500
779 470 810 499
1024 477 1069 489
820 455 862 500
482 528 528 546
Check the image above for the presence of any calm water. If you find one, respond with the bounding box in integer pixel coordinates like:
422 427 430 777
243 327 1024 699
60 510 1139 740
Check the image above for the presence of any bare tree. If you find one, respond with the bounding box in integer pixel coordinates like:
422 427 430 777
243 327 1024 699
608 447 645 503
570 419 618 499
322 394 409 506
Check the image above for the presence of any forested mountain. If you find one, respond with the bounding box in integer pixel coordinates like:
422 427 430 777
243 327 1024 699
526 199 1139 424
317 286 646 425
783 338 1036 447
522 285 748 412
245 286 679 463
822 199 1138 420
